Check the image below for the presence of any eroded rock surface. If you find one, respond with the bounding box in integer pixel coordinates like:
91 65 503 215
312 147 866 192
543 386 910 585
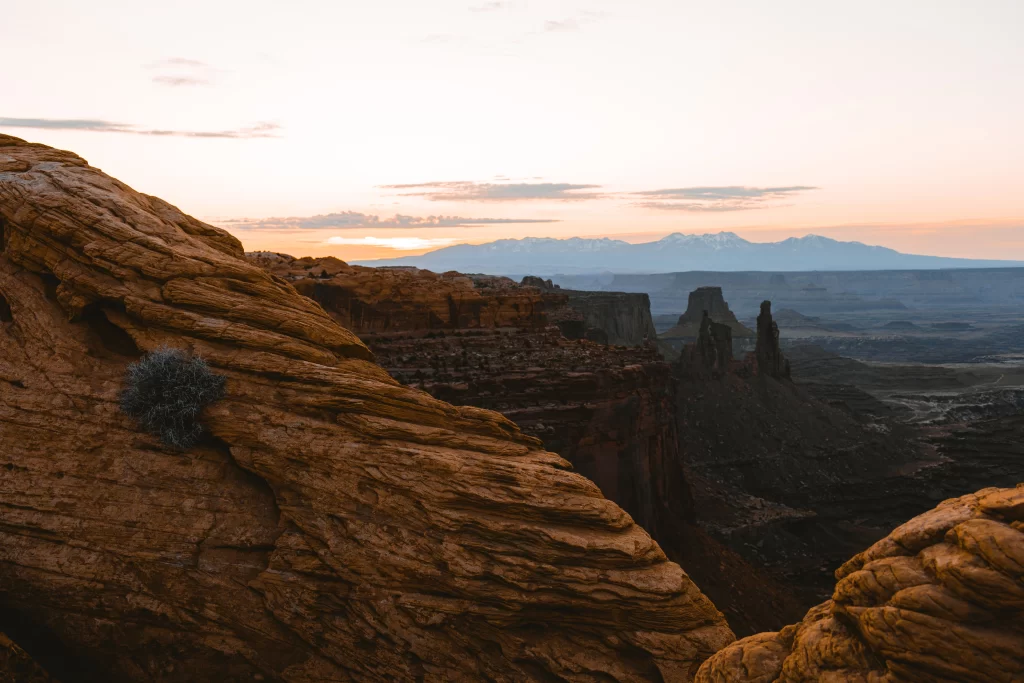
697 485 1024 682
0 134 733 681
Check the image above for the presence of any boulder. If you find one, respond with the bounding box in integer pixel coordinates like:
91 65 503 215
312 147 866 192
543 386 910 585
697 485 1024 682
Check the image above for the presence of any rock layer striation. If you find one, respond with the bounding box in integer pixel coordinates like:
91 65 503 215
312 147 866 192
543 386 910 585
0 134 733 681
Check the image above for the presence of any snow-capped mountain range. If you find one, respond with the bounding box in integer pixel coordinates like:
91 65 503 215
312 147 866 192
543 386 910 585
353 232 1024 275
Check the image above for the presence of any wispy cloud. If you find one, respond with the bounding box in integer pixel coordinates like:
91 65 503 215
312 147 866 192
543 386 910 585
0 117 281 139
219 210 557 230
544 11 606 32
324 236 458 250
383 181 604 202
147 57 214 87
470 1 509 11
634 185 818 212
152 75 209 87
153 57 209 68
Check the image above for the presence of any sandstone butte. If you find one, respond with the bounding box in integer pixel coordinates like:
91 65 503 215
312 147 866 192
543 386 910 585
0 134 734 679
697 484 1024 682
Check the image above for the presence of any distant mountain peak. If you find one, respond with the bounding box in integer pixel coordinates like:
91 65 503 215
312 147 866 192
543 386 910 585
657 231 749 248
354 232 1023 275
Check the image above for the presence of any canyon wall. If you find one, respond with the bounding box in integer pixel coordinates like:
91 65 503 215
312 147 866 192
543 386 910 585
561 290 658 346
259 255 807 636
254 254 681 539
0 134 734 681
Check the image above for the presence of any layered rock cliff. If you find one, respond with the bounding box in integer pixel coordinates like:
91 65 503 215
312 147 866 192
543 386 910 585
0 134 734 680
257 255 805 636
518 276 657 346
254 255 677 533
561 290 658 346
697 485 1024 682
247 253 562 332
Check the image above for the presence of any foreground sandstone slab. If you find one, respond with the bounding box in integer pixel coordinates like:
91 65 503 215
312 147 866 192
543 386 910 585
0 133 733 680
696 484 1024 682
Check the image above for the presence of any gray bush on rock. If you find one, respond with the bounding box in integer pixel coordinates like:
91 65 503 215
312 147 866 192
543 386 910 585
120 347 225 449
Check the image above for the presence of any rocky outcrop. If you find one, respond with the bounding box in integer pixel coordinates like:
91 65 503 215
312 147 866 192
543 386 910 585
678 312 735 377
697 485 1024 682
755 300 789 378
0 134 733 680
520 275 558 290
250 252 563 332
662 287 754 341
0 632 54 682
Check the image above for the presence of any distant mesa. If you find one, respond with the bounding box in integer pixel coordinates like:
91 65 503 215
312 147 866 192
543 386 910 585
770 308 820 327
881 320 921 331
932 321 974 331
661 286 754 340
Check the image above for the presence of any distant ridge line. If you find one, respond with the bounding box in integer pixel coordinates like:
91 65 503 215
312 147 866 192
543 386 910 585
353 232 1024 275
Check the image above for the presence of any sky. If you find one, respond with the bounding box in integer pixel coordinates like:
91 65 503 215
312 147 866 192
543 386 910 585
3 0 1023 261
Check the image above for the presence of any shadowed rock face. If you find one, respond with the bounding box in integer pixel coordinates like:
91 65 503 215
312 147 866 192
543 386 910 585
696 484 1024 683
662 287 754 340
561 290 658 346
755 301 789 378
0 134 733 681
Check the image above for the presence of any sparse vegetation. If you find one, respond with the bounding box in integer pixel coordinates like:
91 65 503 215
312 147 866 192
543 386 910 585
120 347 225 449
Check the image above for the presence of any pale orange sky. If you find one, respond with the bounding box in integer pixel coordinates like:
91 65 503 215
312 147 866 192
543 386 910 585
3 1 1023 262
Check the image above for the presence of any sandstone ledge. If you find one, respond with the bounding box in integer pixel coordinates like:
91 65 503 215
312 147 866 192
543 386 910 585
696 484 1024 682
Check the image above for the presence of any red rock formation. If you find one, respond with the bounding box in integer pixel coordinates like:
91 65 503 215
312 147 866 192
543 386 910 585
0 134 733 680
678 312 735 377
247 252 563 333
697 484 1024 682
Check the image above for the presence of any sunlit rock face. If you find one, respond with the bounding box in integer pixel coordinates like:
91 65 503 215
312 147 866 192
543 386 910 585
0 134 733 681
696 484 1024 683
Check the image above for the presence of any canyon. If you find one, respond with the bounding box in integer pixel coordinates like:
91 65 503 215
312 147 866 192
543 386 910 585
1 134 1022 681
252 252 805 636
0 134 733 681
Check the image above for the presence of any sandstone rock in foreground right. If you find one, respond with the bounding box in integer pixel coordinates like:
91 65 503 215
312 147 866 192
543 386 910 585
696 484 1024 682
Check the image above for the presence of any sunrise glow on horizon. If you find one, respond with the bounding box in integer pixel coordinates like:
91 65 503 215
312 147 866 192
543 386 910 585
4 0 1023 262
